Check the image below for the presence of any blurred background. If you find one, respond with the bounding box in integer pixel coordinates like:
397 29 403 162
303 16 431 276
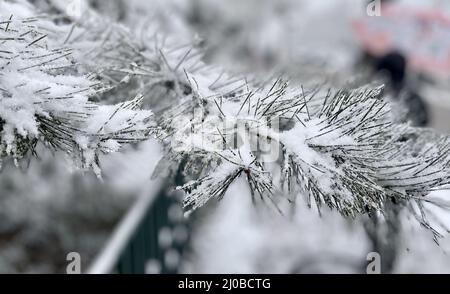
2 0 450 273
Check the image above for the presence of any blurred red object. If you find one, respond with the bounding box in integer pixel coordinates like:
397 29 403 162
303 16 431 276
353 4 450 78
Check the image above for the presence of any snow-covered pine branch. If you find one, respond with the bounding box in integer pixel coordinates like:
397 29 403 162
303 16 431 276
4 0 450 242
0 13 158 174
166 70 450 238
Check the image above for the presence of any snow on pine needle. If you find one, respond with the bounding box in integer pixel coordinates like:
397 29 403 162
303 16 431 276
0 15 158 174
167 71 450 227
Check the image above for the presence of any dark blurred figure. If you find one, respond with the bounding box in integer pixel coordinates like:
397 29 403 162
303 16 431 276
361 0 429 127
374 51 429 127
375 52 405 92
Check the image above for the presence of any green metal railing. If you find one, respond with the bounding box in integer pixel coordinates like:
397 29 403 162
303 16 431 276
88 179 190 274
116 190 189 274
